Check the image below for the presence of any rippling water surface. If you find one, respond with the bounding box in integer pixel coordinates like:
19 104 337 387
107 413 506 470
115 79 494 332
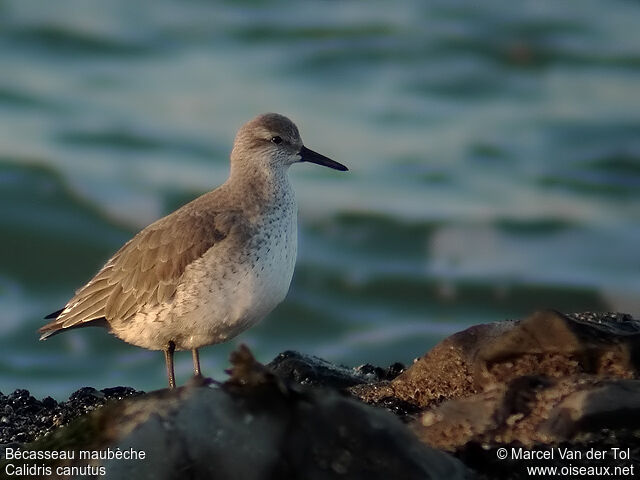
1 0 639 398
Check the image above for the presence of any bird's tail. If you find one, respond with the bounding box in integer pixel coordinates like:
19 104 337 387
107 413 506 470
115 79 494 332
39 312 108 340
39 309 65 340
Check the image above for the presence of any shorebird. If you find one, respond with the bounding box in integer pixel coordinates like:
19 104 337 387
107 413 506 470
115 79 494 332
39 113 348 388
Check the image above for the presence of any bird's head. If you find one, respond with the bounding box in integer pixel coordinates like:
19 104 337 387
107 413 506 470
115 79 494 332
230 113 348 175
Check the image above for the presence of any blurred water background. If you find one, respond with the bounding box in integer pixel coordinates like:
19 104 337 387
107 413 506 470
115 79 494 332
1 0 639 399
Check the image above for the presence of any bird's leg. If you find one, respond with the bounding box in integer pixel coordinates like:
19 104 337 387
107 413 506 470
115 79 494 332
192 348 202 378
187 348 216 387
164 341 176 389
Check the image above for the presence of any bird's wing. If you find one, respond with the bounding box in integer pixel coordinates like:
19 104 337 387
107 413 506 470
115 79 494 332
40 208 245 337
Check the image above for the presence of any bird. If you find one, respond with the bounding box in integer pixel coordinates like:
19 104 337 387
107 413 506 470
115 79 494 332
39 113 348 388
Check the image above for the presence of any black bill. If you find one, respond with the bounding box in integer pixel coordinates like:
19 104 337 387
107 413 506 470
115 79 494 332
299 145 348 171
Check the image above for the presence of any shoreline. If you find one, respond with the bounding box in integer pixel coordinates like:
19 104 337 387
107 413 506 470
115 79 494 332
2 310 640 479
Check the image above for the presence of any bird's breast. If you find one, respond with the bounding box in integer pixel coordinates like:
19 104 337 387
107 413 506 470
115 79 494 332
166 201 297 346
245 204 298 314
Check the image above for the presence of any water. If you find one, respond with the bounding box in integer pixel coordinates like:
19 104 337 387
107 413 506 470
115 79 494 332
1 0 639 399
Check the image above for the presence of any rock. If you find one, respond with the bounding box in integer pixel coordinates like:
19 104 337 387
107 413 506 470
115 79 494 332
541 378 640 439
3 310 640 479
372 310 640 479
267 351 419 417
409 375 640 450
11 346 469 480
267 350 405 389
0 386 142 445
350 310 640 409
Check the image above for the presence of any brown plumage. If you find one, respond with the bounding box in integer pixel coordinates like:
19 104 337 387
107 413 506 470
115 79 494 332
40 202 237 337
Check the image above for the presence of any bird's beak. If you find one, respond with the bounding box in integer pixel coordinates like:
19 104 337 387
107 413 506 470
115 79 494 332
299 146 348 171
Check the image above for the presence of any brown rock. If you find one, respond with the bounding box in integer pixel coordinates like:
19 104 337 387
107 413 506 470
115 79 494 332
413 375 640 451
351 310 640 410
541 379 640 439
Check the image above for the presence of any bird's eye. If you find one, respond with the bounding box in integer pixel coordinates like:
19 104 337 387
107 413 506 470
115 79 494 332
270 136 283 145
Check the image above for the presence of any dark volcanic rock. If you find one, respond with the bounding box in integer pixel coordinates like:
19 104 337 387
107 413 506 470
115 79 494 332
0 386 142 445
12 346 468 480
267 350 405 389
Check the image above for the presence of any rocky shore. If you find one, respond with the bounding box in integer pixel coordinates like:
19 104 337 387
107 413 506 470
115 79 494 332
2 310 640 479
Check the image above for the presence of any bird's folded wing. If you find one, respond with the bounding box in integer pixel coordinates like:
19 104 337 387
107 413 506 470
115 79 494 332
40 209 245 334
